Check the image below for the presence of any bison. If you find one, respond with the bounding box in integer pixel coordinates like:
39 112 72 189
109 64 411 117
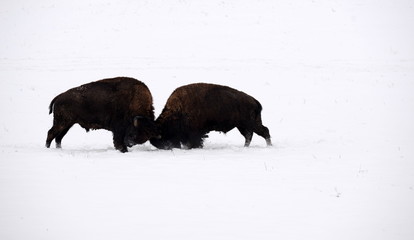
46 77 158 152
150 83 272 149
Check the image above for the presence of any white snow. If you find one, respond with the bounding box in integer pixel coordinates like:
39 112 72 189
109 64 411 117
1 0 414 239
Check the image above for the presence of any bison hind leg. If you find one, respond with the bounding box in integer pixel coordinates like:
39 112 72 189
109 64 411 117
252 114 272 146
238 127 253 147
46 126 58 148
254 125 272 146
54 125 73 148
46 123 73 149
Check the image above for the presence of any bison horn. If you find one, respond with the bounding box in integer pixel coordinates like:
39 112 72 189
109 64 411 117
133 116 144 127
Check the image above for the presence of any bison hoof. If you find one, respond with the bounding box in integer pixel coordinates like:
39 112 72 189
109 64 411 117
266 138 272 146
117 147 128 153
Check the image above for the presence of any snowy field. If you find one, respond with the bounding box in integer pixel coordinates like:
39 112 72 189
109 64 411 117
1 0 414 239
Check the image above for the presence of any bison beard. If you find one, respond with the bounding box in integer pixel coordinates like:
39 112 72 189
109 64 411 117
45 77 157 152
150 83 272 149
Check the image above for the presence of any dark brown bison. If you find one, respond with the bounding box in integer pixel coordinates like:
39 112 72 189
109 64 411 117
150 83 272 149
46 77 158 152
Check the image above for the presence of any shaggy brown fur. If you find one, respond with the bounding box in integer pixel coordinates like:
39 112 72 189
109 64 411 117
150 83 272 149
46 77 157 152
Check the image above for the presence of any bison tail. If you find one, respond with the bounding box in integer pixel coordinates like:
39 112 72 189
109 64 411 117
48 96 58 114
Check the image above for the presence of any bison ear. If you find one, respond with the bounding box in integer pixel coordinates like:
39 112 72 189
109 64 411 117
133 116 144 127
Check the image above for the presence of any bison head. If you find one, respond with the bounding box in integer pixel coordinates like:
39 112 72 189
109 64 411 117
124 116 160 147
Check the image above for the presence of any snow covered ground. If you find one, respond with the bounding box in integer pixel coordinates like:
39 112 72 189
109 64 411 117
1 0 414 239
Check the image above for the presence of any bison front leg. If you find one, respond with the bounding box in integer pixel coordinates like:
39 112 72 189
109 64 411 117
183 135 204 149
112 130 128 153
